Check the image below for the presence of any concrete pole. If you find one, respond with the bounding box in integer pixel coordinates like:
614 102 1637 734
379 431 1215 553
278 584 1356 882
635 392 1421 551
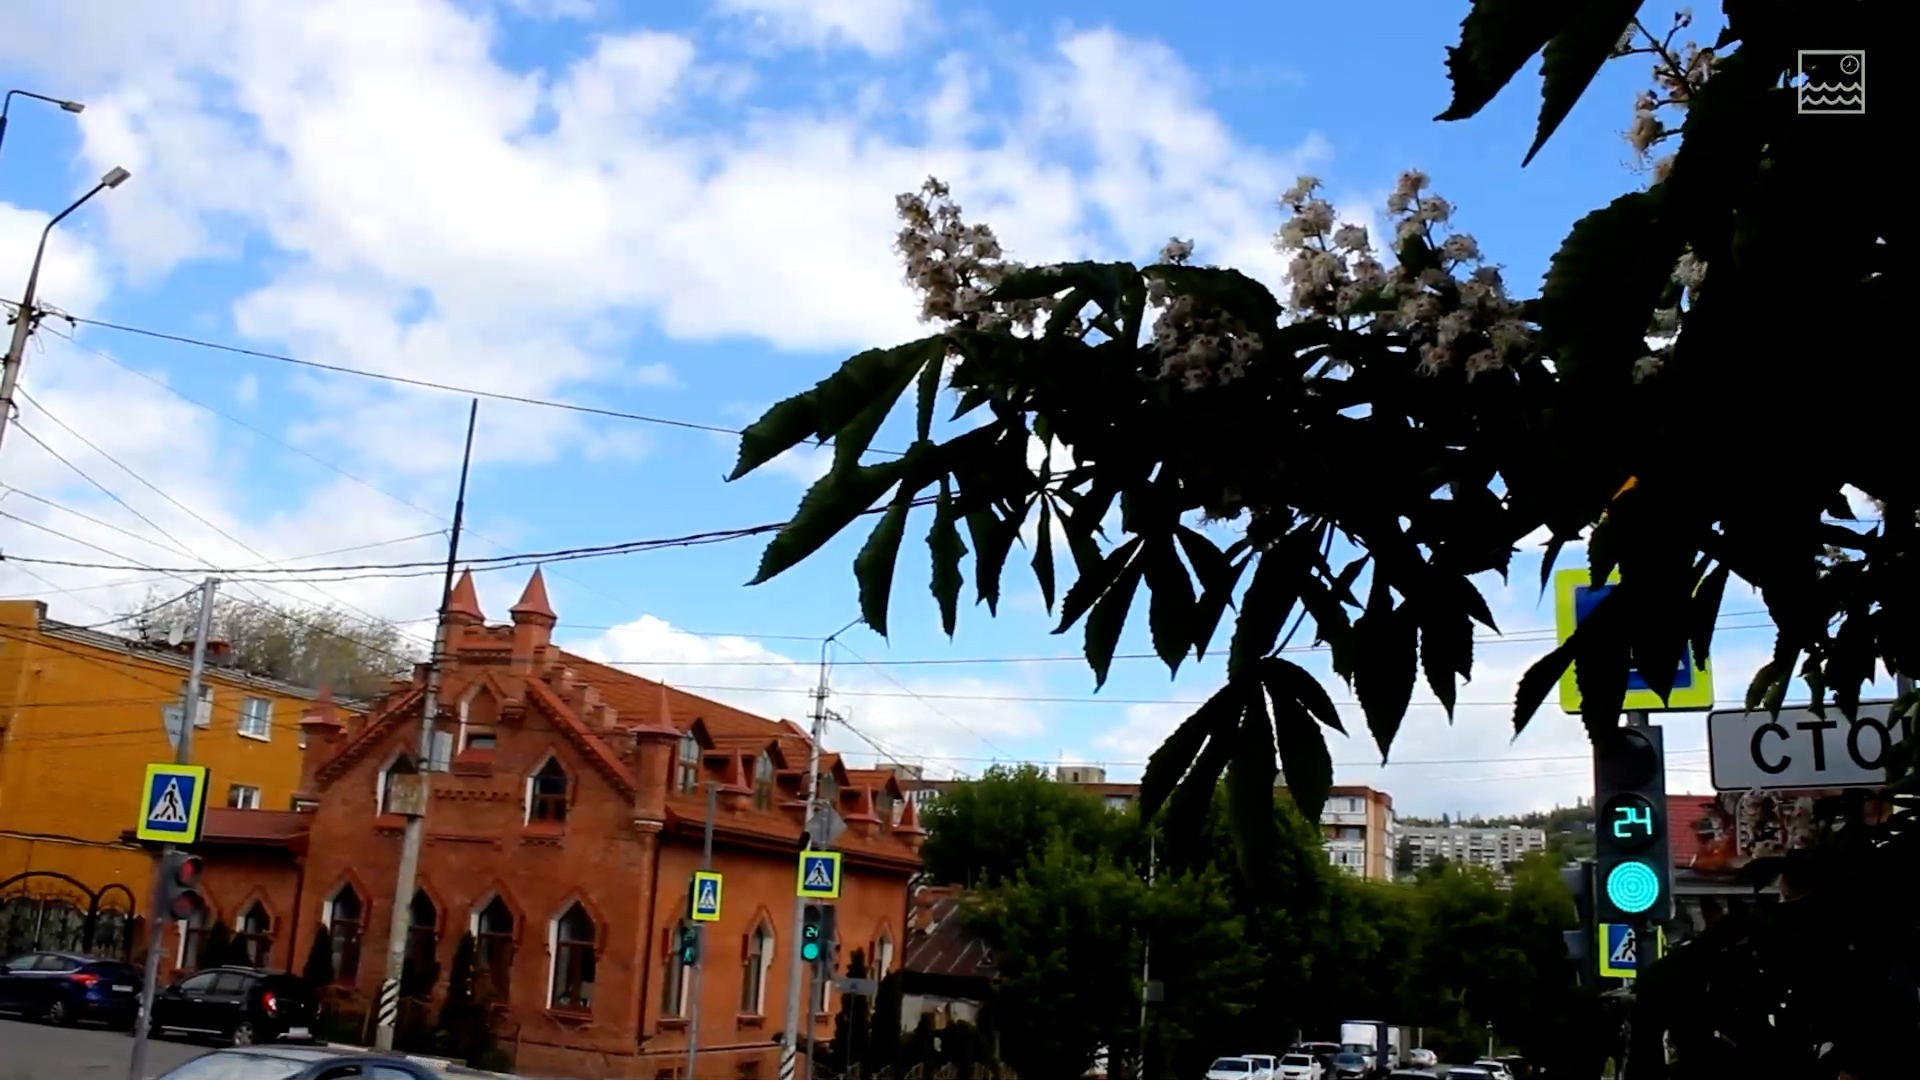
778 641 831 1080
685 781 717 1078
128 577 217 1080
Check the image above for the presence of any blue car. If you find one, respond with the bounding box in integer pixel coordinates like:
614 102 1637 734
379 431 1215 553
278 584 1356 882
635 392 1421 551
0 949 143 1028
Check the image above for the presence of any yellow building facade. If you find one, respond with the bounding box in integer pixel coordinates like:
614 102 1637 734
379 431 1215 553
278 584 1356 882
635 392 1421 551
0 599 348 957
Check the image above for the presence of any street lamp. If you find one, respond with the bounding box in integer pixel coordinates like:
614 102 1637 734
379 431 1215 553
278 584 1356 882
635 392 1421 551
0 89 87 166
0 165 131 456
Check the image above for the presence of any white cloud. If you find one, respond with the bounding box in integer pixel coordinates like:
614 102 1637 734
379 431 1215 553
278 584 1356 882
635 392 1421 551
713 0 929 55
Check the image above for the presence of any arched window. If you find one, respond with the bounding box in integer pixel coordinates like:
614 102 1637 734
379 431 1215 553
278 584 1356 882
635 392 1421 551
528 758 568 823
753 751 776 811
875 787 895 825
175 905 208 971
818 771 838 805
380 755 418 816
875 931 895 978
327 886 364 984
675 734 701 794
548 903 596 1011
473 897 514 1003
405 891 438 991
740 921 774 1015
235 902 273 968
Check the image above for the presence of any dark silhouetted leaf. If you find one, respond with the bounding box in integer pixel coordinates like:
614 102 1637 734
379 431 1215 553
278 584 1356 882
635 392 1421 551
1572 583 1631 739
1258 655 1346 735
1299 572 1358 680
1056 536 1145 636
915 343 946 441
1158 710 1239 850
1143 536 1197 675
854 492 913 637
1084 553 1147 689
1691 561 1731 666
1538 190 1684 382
1270 694 1334 825
1230 531 1314 680
1354 577 1417 761
1514 639 1576 737
1435 0 1577 122
749 460 904 586
1225 687 1281 885
1525 0 1645 166
1420 605 1473 721
1031 499 1057 614
1139 678 1245 822
966 506 1021 616
1178 530 1248 660
928 479 968 637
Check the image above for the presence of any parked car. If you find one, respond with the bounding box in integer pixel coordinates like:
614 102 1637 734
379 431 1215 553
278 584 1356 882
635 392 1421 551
1326 1051 1371 1080
1441 1069 1494 1080
148 966 317 1046
156 1047 445 1079
1278 1052 1324 1080
1386 1072 1439 1080
0 950 142 1028
1207 1057 1265 1080
1408 1049 1439 1068
1242 1054 1281 1078
1473 1060 1514 1080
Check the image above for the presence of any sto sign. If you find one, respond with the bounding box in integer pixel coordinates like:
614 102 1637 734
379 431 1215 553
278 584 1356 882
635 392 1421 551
1708 702 1908 791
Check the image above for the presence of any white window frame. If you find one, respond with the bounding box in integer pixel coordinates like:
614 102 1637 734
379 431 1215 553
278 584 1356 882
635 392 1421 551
525 755 568 825
377 752 418 815
238 696 273 741
228 784 262 810
545 902 596 1011
742 921 775 1015
875 932 894 978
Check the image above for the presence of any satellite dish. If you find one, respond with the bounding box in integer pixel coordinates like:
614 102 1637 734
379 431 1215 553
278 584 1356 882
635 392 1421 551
167 621 186 647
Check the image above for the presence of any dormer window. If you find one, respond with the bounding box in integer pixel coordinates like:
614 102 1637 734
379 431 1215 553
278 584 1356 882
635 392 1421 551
528 758 569 823
753 752 776 811
675 734 700 794
876 788 895 825
817 772 838 805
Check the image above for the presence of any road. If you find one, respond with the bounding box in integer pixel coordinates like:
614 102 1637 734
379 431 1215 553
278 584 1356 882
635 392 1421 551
0 1017 208 1080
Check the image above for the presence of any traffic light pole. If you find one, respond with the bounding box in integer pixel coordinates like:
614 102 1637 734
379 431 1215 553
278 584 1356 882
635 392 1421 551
129 576 218 1080
779 645 831 1080
685 781 717 1080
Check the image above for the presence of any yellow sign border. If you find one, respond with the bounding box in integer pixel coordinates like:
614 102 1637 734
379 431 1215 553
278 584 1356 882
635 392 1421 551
1598 922 1665 978
136 763 210 844
795 850 843 899
691 870 724 922
1553 568 1715 714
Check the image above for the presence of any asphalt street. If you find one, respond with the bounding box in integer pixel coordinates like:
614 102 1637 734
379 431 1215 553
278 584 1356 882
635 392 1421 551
0 1017 208 1080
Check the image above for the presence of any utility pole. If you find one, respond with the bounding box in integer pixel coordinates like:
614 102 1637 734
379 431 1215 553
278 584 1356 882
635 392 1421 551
374 399 478 1053
1 165 130 459
128 576 217 1080
685 781 718 1079
778 639 833 1080
1137 832 1155 1080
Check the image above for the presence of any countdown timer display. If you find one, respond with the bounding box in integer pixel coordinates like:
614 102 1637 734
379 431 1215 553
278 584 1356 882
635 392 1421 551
1605 860 1662 916
1601 792 1659 854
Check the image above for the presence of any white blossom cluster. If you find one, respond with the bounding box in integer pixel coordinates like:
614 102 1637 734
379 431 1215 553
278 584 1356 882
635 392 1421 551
894 177 1051 334
1144 235 1270 391
1622 10 1716 182
1272 170 1532 381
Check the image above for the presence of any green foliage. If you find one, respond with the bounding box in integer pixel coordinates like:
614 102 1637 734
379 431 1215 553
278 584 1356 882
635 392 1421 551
301 924 335 988
918 764 1137 887
124 591 423 699
865 970 906 1077
828 949 873 1078
434 932 498 1067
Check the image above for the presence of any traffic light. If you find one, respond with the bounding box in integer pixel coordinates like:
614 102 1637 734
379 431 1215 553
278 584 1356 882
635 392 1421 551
1560 860 1597 990
676 922 700 967
158 851 206 924
801 903 836 970
1593 724 1672 924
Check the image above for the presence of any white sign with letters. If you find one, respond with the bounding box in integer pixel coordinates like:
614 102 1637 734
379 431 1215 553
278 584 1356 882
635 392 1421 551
1709 702 1907 791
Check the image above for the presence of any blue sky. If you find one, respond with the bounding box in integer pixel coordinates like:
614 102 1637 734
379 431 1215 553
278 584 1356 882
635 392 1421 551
2 0 1831 817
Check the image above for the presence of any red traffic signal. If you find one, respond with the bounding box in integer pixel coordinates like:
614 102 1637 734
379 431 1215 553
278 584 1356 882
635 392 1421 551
159 851 206 923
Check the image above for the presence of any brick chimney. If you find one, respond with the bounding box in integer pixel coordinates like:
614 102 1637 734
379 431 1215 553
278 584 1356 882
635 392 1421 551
627 682 681 826
295 687 345 806
509 569 556 674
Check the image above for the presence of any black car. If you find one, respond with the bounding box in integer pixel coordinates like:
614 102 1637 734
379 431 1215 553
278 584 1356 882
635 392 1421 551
0 950 142 1027
156 1046 445 1079
149 966 318 1046
1328 1051 1371 1079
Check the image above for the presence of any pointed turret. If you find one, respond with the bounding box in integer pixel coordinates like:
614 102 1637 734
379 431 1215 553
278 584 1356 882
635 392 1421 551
510 567 557 625
509 568 556 670
443 569 484 626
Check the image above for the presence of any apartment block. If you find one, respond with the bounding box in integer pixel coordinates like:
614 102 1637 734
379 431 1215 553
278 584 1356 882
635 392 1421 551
1400 823 1548 878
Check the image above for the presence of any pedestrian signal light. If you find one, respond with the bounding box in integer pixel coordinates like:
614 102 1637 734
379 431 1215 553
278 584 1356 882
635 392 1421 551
676 922 700 967
801 904 824 963
159 851 206 923
1593 725 1672 923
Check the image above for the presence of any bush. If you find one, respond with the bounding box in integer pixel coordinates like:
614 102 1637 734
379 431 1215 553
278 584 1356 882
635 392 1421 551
302 925 336 988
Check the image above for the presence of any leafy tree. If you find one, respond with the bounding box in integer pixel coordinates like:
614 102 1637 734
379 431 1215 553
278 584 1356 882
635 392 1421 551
919 763 1136 887
435 932 497 1067
828 948 872 1078
301 924 335 988
122 590 424 699
1138 869 1265 1080
866 970 906 1077
200 920 233 970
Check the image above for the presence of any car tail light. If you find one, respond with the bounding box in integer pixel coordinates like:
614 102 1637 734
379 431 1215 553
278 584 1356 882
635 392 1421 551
262 990 277 1015
70 972 100 987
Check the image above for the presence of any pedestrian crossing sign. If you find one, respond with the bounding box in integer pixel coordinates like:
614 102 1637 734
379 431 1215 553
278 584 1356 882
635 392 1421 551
796 850 843 899
136 763 210 843
1598 922 1667 978
691 871 724 922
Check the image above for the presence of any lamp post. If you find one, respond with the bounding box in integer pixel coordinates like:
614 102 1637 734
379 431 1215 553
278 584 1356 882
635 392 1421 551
0 165 130 459
0 89 86 167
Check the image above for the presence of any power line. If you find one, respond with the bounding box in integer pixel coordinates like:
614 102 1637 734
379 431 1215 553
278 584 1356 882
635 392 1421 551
653 681 1786 710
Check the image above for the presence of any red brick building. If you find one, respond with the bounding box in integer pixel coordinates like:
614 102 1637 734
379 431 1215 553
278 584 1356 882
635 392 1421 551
266 570 924 1079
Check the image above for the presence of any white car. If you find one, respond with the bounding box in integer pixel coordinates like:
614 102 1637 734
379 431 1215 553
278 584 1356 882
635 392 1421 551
1206 1058 1272 1080
1276 1052 1323 1080
1473 1062 1514 1080
1408 1048 1438 1068
1241 1054 1281 1079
